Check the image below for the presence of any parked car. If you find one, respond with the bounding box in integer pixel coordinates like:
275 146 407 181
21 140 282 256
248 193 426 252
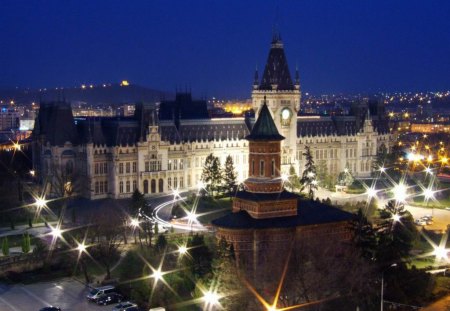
415 219 426 226
112 302 138 311
39 307 61 311
96 293 123 305
86 285 116 302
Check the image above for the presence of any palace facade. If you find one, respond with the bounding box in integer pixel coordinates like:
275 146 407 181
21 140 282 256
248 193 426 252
32 34 392 200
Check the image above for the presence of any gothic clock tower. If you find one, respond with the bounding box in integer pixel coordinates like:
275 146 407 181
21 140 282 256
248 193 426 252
252 32 300 174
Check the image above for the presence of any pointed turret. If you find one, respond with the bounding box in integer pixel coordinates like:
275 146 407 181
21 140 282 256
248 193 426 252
294 64 300 90
253 66 259 90
246 97 284 141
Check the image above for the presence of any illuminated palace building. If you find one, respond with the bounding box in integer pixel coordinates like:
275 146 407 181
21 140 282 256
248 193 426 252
32 34 391 200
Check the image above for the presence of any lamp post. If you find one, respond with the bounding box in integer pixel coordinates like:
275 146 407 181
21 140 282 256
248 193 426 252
381 263 397 311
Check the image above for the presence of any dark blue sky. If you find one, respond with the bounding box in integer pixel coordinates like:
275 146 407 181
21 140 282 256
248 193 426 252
2 0 450 98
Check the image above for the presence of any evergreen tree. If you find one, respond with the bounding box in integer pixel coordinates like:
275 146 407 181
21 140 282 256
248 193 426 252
372 144 388 177
154 222 159 235
300 146 318 199
185 234 212 278
351 209 377 260
288 165 300 192
21 233 31 253
223 155 237 197
130 189 145 217
316 160 329 188
201 153 222 197
155 234 167 252
376 200 417 265
338 165 354 186
2 237 9 256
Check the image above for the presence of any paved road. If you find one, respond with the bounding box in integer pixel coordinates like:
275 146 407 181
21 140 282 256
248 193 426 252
0 278 110 311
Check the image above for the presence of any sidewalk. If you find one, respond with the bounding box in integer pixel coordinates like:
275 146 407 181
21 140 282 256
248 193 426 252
0 222 56 238
422 294 450 311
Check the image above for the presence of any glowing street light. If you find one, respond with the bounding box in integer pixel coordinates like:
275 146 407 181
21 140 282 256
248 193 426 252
150 268 163 282
433 246 448 261
379 166 386 173
423 188 435 201
29 170 35 177
51 226 62 239
178 245 188 255
172 189 180 198
197 181 205 190
425 167 433 175
441 157 448 164
307 172 315 178
77 242 87 253
35 197 47 209
130 218 140 228
392 184 407 202
392 214 401 222
366 187 377 199
187 212 197 223
203 290 220 305
281 173 289 182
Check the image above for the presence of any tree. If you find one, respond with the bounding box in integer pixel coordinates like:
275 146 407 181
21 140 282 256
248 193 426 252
299 146 318 199
338 165 354 186
288 165 300 192
21 233 31 253
90 209 125 279
201 154 222 197
155 234 168 252
2 237 9 256
376 200 417 265
372 144 388 177
184 234 212 278
350 209 378 261
130 189 145 217
223 155 237 197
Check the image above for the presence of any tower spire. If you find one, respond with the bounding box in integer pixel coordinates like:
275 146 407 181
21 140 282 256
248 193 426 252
253 65 259 89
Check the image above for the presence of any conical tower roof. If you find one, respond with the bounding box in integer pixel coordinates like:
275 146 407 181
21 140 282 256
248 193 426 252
246 99 284 141
258 33 294 91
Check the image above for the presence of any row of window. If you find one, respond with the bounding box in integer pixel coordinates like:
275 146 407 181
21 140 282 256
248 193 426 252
94 162 108 175
119 162 137 174
119 180 138 193
145 160 162 172
251 159 276 177
94 180 108 194
168 177 184 189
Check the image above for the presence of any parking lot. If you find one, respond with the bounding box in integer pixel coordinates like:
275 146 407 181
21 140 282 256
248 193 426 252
0 278 113 311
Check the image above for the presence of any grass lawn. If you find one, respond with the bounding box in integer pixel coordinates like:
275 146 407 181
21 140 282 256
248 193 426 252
178 196 232 225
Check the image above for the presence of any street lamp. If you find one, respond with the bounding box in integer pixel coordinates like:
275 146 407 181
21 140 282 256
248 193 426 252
381 263 397 311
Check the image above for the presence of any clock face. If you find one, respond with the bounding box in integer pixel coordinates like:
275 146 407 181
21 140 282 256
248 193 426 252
281 108 291 120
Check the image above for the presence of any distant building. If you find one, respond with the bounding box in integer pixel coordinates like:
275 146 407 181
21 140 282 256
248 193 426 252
32 34 392 200
0 107 19 131
410 122 450 133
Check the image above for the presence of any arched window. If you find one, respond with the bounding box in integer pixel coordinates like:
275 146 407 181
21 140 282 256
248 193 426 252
143 180 149 194
168 177 172 188
180 177 184 188
151 179 156 193
133 180 137 191
119 181 124 193
260 160 265 176
158 178 164 193
271 159 275 176
95 181 99 194
174 177 178 188
126 181 130 193
66 161 73 175
252 160 255 175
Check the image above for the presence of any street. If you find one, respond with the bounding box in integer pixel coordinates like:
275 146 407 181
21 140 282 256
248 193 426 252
0 278 112 311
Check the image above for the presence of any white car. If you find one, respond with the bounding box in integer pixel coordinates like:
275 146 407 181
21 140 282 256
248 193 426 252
414 219 426 226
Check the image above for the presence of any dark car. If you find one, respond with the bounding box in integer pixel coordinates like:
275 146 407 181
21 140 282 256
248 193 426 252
39 307 62 311
96 292 123 305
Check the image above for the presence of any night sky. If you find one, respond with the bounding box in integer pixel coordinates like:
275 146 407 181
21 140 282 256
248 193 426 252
2 0 450 98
